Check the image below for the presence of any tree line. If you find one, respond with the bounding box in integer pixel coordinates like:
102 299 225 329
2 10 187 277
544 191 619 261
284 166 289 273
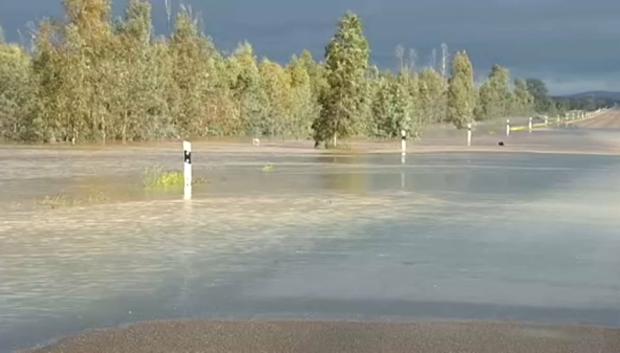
0 0 569 146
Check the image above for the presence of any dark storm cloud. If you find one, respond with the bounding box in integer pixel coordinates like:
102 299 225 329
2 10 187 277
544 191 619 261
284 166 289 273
2 0 619 94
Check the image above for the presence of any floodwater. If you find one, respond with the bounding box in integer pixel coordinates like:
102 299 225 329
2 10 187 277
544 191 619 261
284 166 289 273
1 140 620 352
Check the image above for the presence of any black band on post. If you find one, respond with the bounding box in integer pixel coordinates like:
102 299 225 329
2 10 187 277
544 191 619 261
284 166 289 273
184 151 192 164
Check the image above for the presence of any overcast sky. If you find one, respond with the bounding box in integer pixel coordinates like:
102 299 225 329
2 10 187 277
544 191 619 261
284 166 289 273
2 0 619 94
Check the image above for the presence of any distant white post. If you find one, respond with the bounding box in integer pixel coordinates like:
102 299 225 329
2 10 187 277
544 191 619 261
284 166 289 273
401 130 407 155
183 141 192 201
506 119 511 137
528 117 533 133
544 116 549 126
467 123 472 147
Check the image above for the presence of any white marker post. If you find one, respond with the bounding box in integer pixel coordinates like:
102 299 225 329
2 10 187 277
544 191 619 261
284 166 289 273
183 141 192 201
528 117 533 133
400 130 407 165
467 123 472 147
506 119 511 137
544 116 549 126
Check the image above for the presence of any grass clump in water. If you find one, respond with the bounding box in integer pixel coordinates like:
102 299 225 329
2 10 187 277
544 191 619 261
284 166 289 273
144 166 185 190
38 194 71 209
262 164 275 173
38 192 109 209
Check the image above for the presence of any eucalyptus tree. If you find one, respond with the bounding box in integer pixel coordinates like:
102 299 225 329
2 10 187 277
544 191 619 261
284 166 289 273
313 12 370 147
447 51 477 129
0 43 33 140
477 65 513 120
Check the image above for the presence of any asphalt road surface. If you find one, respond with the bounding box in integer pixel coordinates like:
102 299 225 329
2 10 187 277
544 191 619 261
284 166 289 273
573 109 620 129
26 321 620 353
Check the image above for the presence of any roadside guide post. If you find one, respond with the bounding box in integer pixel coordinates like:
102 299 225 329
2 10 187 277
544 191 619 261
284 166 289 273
401 130 407 164
506 119 511 137
467 123 472 147
529 117 533 133
183 141 192 201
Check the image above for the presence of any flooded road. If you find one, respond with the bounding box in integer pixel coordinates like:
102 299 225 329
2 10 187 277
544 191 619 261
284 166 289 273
1 141 620 352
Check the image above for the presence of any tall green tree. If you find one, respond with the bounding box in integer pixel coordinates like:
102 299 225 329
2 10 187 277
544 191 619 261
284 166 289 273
313 12 370 147
477 65 512 120
297 50 327 102
418 69 447 124
399 70 421 135
0 43 34 140
526 78 553 113
371 74 393 137
62 0 116 144
447 51 477 129
208 55 242 136
511 79 534 115
168 7 219 137
260 59 291 136
230 42 269 136
371 73 413 137
31 20 64 142
113 0 171 142
288 55 320 138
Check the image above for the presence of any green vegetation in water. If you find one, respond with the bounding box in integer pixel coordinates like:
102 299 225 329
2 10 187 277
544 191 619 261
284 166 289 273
262 164 275 173
38 192 109 209
143 166 185 190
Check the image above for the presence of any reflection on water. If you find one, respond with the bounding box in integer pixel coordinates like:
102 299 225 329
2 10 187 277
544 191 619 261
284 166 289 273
1 148 620 352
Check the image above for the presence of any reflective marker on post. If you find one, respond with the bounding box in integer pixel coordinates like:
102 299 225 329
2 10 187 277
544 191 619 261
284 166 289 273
183 141 192 201
467 123 472 147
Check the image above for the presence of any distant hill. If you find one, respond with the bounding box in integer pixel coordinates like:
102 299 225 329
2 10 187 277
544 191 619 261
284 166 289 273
553 91 620 110
558 91 620 101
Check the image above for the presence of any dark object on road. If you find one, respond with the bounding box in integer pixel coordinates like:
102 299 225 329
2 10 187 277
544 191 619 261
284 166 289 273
498 141 505 146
